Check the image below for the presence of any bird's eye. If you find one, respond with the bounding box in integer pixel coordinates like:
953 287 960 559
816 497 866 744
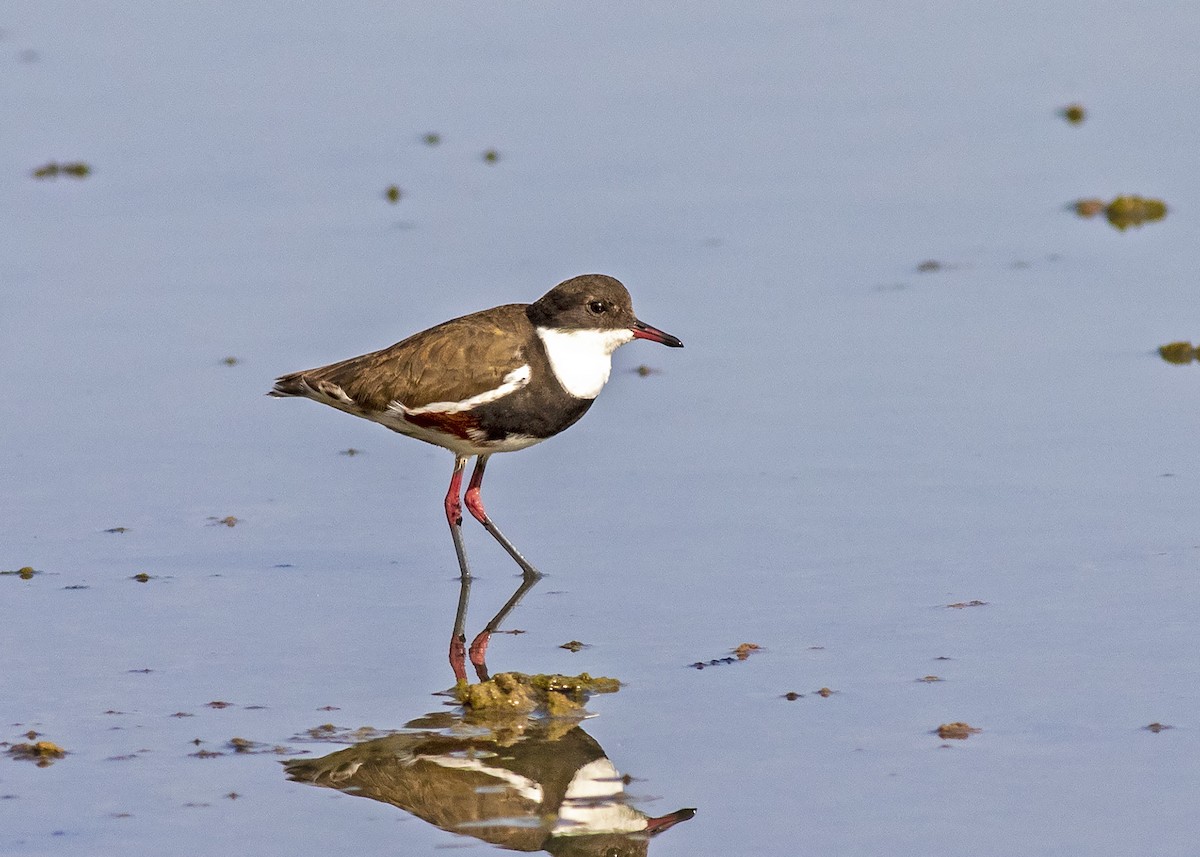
587 300 607 315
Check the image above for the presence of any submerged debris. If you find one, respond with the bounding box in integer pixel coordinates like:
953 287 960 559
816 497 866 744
384 184 402 203
482 148 500 164
455 671 619 717
422 132 441 146
1158 342 1199 364
935 722 981 740
946 600 988 609
221 356 240 366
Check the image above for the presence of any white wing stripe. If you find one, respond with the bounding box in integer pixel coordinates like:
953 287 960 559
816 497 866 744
390 364 531 415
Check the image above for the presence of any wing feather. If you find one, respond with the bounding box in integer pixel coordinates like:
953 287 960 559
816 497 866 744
272 304 531 413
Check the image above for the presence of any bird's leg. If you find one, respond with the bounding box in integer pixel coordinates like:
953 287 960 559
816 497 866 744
450 572 472 684
446 455 472 683
468 572 542 681
445 455 471 580
463 454 544 581
462 454 543 678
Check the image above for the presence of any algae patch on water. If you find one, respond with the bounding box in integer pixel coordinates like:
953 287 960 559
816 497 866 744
1060 103 1086 124
1074 195 1168 230
1158 341 1199 364
455 671 620 717
1 566 38 580
935 722 981 740
31 161 91 179
7 740 66 766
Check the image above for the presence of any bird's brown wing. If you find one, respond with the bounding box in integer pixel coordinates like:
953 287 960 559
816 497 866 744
273 304 532 412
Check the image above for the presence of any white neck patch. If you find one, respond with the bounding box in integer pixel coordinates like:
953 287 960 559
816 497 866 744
536 327 633 399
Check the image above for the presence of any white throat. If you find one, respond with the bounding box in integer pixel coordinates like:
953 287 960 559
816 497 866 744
536 326 634 399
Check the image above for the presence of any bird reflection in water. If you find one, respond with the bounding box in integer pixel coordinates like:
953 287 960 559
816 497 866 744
284 710 695 855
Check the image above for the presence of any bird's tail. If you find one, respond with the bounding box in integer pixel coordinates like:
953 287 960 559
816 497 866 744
267 373 308 398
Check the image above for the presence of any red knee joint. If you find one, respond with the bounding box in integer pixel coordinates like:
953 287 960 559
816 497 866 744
463 486 489 524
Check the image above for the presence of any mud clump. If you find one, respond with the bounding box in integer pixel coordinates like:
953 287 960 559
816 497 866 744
456 672 619 717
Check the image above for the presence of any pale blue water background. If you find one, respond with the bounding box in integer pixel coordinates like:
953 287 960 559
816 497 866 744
3 2 1199 855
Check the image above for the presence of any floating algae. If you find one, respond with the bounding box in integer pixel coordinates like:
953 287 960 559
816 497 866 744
935 722 981 740
1106 195 1167 230
8 740 66 766
455 671 620 717
1074 195 1167 230
1 566 37 579
1060 103 1086 124
1158 341 1198 365
32 161 91 179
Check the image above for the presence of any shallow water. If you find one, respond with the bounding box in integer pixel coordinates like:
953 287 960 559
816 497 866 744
4 2 1200 855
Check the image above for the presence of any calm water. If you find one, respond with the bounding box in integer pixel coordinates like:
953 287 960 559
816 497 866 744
4 2 1199 855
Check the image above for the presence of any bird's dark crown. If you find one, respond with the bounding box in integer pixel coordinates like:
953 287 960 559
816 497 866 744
526 274 637 331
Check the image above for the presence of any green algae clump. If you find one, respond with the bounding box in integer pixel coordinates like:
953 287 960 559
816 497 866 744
1105 195 1167 230
1 567 38 579
456 671 620 717
8 740 66 766
1158 341 1198 364
1061 103 1086 124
